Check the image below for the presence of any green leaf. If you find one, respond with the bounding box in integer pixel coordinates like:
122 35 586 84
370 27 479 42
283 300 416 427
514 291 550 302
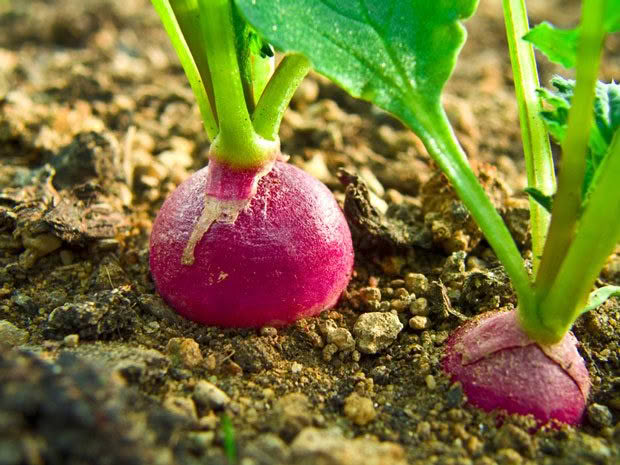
604 0 620 32
524 22 578 68
234 0 478 136
524 187 553 213
581 285 620 313
525 0 620 69
537 76 620 200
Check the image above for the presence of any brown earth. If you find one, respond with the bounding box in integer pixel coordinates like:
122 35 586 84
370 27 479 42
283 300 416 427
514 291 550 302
0 0 619 464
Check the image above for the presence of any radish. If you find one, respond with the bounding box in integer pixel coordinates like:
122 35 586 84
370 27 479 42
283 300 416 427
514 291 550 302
148 0 353 327
442 310 590 426
150 159 353 327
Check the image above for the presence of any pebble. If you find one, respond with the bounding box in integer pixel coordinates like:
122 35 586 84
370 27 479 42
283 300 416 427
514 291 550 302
587 403 613 428
260 326 277 337
322 343 339 361
404 273 429 295
410 297 429 316
162 395 198 421
0 320 29 346
409 316 429 331
291 427 407 465
166 337 203 369
495 448 522 465
353 312 403 354
192 380 230 410
343 392 376 426
359 287 381 304
22 232 62 256
63 334 79 348
274 393 313 440
390 299 408 312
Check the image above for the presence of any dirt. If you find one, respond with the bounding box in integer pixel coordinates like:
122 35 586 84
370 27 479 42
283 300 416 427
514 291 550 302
1 0 619 464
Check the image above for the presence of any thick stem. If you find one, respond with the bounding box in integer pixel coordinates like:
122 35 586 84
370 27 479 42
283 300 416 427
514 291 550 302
200 0 277 168
502 0 555 273
530 134 620 343
253 54 312 141
534 0 606 301
406 105 535 315
151 0 218 140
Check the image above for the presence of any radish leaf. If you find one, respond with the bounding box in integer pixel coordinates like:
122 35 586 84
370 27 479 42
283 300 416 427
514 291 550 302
582 285 620 313
524 0 620 68
538 76 620 200
234 0 478 137
524 22 579 69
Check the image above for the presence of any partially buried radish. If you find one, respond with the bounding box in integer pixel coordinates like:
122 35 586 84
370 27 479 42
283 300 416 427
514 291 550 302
148 0 353 327
442 310 590 426
150 158 353 327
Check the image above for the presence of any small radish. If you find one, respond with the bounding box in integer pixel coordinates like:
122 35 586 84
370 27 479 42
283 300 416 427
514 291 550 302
442 310 590 426
150 159 353 327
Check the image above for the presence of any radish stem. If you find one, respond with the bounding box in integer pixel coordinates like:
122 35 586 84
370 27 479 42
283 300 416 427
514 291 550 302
502 0 555 274
253 54 311 141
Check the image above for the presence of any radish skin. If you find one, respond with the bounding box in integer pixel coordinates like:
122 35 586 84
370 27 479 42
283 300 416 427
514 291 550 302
442 310 590 426
150 161 354 327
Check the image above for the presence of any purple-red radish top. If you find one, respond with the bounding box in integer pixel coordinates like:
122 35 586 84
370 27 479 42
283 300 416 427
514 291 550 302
442 310 590 426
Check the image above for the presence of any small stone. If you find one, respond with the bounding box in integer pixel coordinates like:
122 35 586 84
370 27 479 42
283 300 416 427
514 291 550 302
588 403 613 428
11 293 37 315
274 393 313 440
193 380 230 410
185 431 215 453
291 428 406 465
163 395 198 421
260 326 277 337
380 256 406 275
409 315 429 331
416 421 431 440
404 273 429 295
22 232 62 256
466 436 484 455
353 312 403 354
0 320 29 346
166 337 203 369
322 343 338 361
63 334 79 348
390 299 408 311
495 448 522 465
359 287 381 303
409 297 429 316
328 327 355 352
425 374 436 390
291 362 303 374
344 392 376 426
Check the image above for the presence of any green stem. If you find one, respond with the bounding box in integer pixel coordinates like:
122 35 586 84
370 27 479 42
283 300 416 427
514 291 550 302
534 134 620 343
253 54 312 141
534 0 606 303
409 106 535 313
200 0 277 168
502 0 555 274
151 0 218 140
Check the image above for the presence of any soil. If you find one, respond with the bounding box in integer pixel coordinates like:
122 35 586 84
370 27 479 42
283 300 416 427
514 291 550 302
1 1 619 464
